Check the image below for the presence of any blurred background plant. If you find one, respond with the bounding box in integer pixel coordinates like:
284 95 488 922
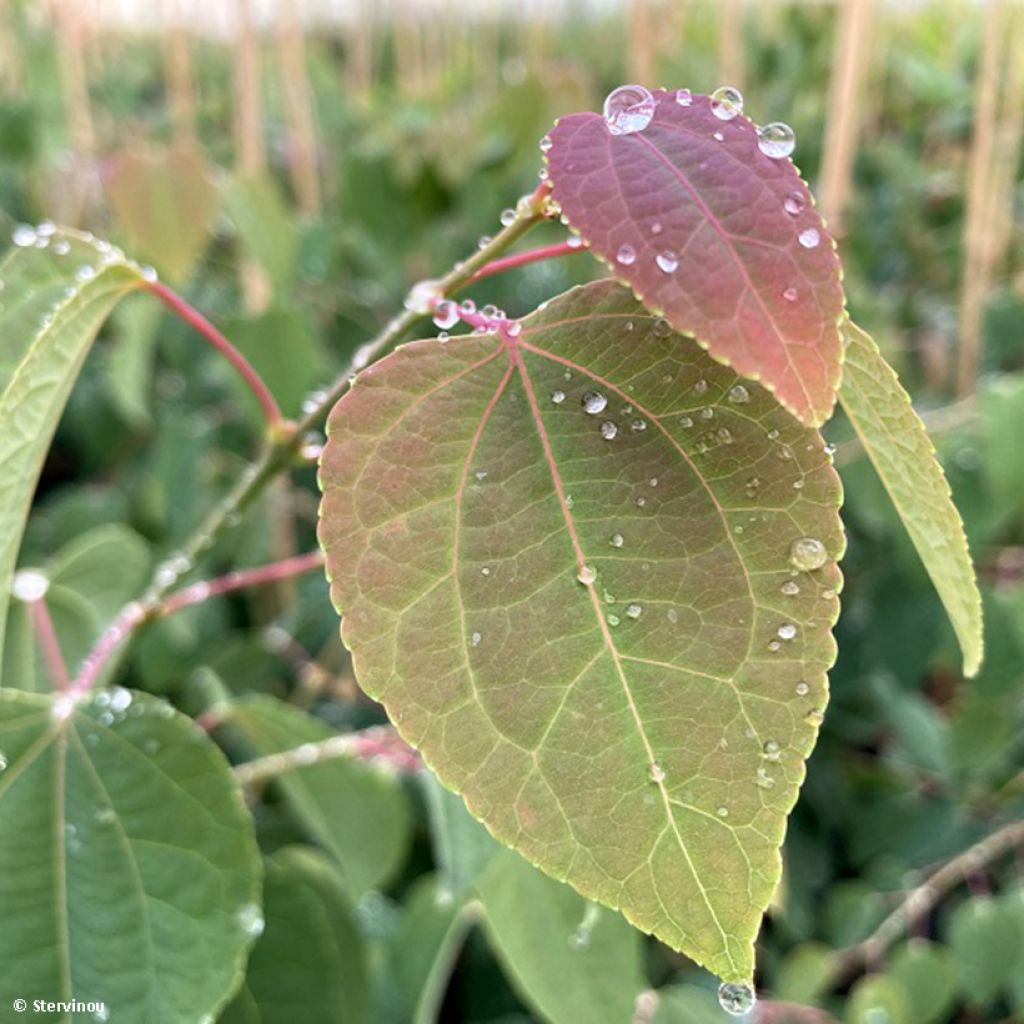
1 0 1022 1021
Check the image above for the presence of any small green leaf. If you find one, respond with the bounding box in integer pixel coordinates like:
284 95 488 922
229 696 411 897
838 319 983 676
650 985 729 1024
774 941 837 1006
948 895 1023 1009
0 688 261 1022
845 975 909 1024
319 279 844 980
220 848 368 1024
888 940 957 1024
0 229 143 664
477 849 645 1024
220 174 299 294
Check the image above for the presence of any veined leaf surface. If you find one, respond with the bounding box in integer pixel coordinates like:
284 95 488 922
545 89 844 427
318 279 844 980
838 320 982 676
0 688 261 1022
0 229 144 664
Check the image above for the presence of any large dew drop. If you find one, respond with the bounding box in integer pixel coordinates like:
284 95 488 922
582 390 608 415
603 84 656 136
789 536 828 571
710 86 743 121
718 981 756 1016
757 122 796 159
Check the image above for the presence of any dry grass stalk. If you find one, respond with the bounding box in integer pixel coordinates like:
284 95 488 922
161 0 197 146
275 0 321 214
718 0 745 90
818 0 875 237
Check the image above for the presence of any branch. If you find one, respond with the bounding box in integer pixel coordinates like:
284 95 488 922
471 238 584 283
148 280 284 428
69 186 552 697
826 818 1024 987
232 724 421 785
68 551 325 696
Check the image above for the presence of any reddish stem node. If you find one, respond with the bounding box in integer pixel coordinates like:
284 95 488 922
147 280 283 427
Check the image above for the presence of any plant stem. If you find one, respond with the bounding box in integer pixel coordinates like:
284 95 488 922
29 598 71 691
826 818 1024 987
147 279 283 427
70 185 552 696
232 724 421 784
471 239 583 283
68 551 326 696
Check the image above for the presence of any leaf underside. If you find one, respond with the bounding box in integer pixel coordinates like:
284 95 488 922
838 319 983 676
0 689 261 1022
545 89 844 428
0 230 143 665
318 280 844 980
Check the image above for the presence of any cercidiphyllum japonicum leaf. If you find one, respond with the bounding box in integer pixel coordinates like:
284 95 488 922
544 88 844 428
837 319 983 677
0 227 145 666
0 688 261 1023
318 279 844 981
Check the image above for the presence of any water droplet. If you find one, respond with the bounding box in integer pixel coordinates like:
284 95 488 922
795 682 809 696
716 978 757 1011
481 567 491 577
651 222 663 235
711 86 743 120
783 191 806 216
13 224 37 247
790 537 828 571
616 243 637 266
726 384 750 405
798 228 820 249
713 130 725 142
600 420 618 440
767 640 781 652
762 740 781 762
755 766 776 789
433 300 459 329
551 389 566 404
607 613 621 626
237 903 265 938
539 133 553 154
674 88 693 106
405 278 444 315
655 250 679 273
603 84 656 135
782 286 799 302
635 495 647 508
474 469 488 481
577 565 597 586
568 903 601 949
610 532 624 548
500 208 517 228
700 406 714 420
11 569 49 602
625 603 643 619
564 495 574 509
653 318 672 338
649 763 666 783
777 623 797 641
805 708 824 726
780 580 800 596
717 805 729 818
470 631 482 647
582 390 608 415
757 121 796 159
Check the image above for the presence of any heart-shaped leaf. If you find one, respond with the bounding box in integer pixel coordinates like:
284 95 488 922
0 228 144 665
545 89 844 427
0 688 261 1022
838 319 982 676
318 279 843 980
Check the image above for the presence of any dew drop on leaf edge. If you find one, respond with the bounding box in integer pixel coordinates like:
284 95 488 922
718 981 756 1016
789 536 828 571
710 85 743 121
603 84 656 135
756 121 796 159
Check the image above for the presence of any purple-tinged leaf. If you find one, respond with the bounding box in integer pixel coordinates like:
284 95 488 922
545 89 844 427
318 280 844 981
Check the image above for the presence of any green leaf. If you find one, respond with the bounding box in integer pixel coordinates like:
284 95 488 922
845 974 909 1024
888 940 957 1024
477 849 645 1024
220 848 368 1024
838 319 983 676
774 941 837 1006
0 229 143 665
0 687 261 1022
228 696 411 897
220 174 299 294
108 143 219 284
319 279 845 981
649 985 728 1024
948 895 1023 1009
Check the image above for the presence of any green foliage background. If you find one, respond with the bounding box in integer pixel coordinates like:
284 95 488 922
0 2 1022 1021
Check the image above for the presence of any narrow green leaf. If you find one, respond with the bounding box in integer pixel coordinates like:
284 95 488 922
838 319 983 676
477 849 645 1024
0 229 144 664
319 279 845 981
0 688 261 1022
229 696 412 897
220 848 368 1024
